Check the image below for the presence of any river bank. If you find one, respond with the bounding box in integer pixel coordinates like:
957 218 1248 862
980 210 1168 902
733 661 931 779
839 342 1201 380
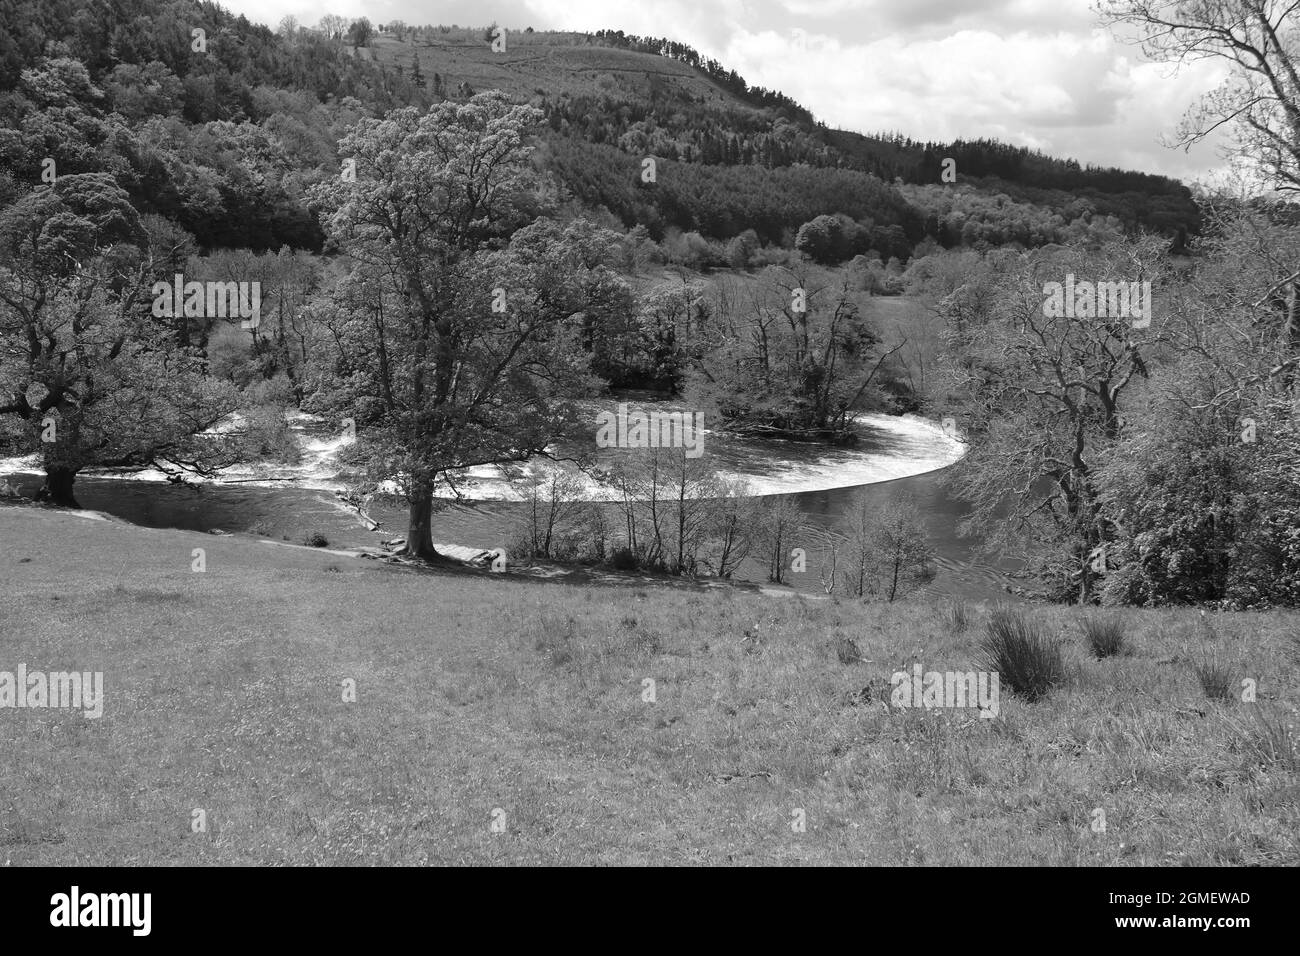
0 409 1023 600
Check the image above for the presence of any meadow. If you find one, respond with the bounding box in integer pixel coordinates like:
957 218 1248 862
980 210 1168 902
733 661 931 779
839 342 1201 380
1 505 1296 865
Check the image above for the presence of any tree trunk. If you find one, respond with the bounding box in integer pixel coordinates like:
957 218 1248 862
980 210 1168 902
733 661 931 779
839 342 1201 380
1079 543 1094 605
36 466 79 508
402 479 442 561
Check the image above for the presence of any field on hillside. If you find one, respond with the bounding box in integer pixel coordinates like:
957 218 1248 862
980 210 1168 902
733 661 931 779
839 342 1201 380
368 31 756 107
1 505 1297 865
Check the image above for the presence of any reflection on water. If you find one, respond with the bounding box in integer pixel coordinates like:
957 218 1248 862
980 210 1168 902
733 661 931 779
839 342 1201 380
785 472 1017 600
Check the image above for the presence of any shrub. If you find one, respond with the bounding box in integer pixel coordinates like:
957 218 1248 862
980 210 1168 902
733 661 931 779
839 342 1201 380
304 531 329 548
1080 614 1129 658
978 606 1064 702
608 546 640 571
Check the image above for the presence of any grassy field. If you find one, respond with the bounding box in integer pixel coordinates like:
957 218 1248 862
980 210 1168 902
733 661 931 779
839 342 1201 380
1 504 1297 865
366 30 758 107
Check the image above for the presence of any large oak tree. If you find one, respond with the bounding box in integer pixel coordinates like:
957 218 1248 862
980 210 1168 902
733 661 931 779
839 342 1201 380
310 94 612 560
0 174 238 505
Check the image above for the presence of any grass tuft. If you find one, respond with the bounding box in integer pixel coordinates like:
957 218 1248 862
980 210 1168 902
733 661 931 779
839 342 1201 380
942 598 971 633
1223 705 1300 772
1193 656 1235 701
835 634 862 664
978 606 1065 702
1080 614 1130 658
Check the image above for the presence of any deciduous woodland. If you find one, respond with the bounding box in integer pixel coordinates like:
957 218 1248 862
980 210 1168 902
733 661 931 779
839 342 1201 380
1 1 1298 609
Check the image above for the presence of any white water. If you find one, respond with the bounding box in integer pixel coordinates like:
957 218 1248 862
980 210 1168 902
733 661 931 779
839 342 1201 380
0 410 965 500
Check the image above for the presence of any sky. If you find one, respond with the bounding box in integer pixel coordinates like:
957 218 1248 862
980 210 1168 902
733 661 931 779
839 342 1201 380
216 0 1230 185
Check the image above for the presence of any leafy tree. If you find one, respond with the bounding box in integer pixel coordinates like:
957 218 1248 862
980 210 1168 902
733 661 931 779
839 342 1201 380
347 18 373 50
309 95 603 560
102 61 184 121
689 264 900 440
318 14 349 41
874 497 935 601
1093 202 1300 607
943 237 1169 602
758 494 803 584
0 175 238 505
795 215 842 264
833 493 934 599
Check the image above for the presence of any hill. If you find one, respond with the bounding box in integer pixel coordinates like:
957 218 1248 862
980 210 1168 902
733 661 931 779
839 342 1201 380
0 2 1199 257
368 29 761 107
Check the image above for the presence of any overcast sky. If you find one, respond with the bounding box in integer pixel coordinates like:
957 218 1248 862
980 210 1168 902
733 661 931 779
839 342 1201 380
217 0 1228 186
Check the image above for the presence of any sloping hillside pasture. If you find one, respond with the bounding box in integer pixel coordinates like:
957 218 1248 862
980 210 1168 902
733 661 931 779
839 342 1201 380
1 506 1295 865
369 32 761 108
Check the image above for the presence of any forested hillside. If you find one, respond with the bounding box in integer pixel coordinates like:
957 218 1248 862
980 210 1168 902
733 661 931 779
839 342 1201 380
0 0 1199 258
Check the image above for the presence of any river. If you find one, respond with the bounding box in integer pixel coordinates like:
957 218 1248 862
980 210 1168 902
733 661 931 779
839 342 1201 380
0 401 1019 601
